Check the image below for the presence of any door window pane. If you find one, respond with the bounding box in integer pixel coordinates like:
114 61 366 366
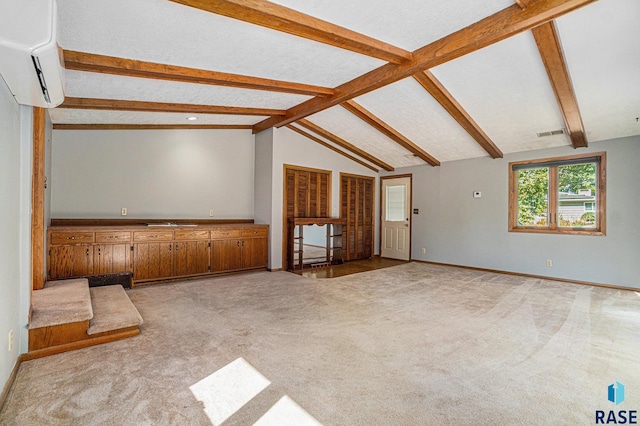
386 185 405 222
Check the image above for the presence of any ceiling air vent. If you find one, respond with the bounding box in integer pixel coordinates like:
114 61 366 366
536 129 565 138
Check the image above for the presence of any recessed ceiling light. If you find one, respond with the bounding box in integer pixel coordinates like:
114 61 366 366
187 116 198 121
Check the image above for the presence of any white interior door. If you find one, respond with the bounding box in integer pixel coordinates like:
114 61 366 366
381 177 411 260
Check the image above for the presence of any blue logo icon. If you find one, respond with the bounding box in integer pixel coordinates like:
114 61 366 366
608 382 625 405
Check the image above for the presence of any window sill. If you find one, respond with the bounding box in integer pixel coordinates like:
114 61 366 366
509 227 605 236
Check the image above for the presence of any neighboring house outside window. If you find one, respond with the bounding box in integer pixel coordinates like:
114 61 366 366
558 190 596 223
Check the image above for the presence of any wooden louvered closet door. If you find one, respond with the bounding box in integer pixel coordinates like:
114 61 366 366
341 173 374 261
284 165 332 268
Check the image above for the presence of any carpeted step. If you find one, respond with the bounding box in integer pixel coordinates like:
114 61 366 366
88 285 144 335
29 278 93 329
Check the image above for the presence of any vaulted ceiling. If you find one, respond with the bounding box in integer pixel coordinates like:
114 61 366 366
50 0 640 172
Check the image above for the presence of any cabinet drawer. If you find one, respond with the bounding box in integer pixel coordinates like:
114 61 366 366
241 227 268 237
174 229 209 240
133 231 174 242
210 228 241 239
50 231 94 245
95 231 131 243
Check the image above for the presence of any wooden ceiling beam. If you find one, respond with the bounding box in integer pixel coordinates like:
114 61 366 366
52 124 252 130
63 50 333 97
514 0 528 9
532 21 587 148
413 71 503 159
296 119 394 171
169 0 411 64
58 97 285 116
285 125 378 173
252 0 595 133
341 100 440 166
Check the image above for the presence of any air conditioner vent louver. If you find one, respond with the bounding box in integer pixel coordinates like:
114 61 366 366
536 129 565 138
0 0 65 107
31 56 51 104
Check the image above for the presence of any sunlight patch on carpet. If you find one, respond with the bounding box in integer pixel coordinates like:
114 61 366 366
254 396 322 426
190 357 270 425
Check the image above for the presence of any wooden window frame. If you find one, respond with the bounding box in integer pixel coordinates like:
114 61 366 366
508 152 606 236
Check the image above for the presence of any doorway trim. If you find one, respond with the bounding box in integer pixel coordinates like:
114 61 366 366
379 173 412 260
32 108 46 292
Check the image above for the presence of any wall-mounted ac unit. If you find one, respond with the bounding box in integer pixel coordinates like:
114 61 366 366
0 0 65 108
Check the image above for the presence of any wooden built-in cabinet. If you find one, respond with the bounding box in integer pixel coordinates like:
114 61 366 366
211 227 269 272
95 243 130 275
47 224 269 285
49 244 94 280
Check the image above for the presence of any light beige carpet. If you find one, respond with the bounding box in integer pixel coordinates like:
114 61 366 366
2 262 639 425
29 278 93 329
87 285 143 335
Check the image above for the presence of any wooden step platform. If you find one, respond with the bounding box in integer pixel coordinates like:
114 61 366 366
27 279 143 360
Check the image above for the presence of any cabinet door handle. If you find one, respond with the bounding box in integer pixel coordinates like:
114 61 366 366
237 241 240 247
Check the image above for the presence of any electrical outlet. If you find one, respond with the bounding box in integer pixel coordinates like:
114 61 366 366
8 330 13 352
546 259 552 267
209 209 214 217
121 207 127 216
421 248 426 254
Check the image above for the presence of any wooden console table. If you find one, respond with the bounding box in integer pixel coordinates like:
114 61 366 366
288 218 346 271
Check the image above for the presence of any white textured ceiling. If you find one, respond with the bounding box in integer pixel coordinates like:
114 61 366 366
57 0 383 86
49 110 264 126
270 0 515 51
308 107 425 169
556 0 640 142
353 78 490 162
431 31 570 154
64 70 310 109
50 0 639 168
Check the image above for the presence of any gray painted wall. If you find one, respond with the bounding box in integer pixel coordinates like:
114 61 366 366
383 136 640 288
254 128 274 267
51 129 255 219
268 127 379 270
0 79 29 390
